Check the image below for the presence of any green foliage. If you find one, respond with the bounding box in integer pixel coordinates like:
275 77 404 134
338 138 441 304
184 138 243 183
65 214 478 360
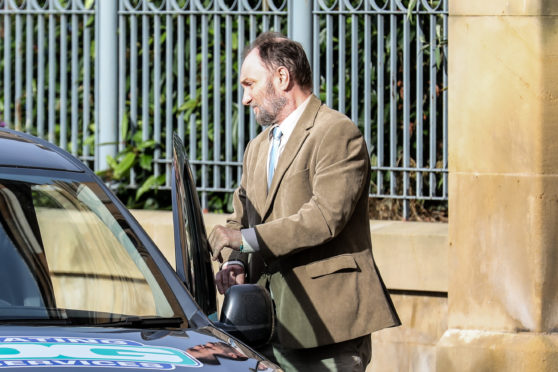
97 112 166 208
0 4 448 219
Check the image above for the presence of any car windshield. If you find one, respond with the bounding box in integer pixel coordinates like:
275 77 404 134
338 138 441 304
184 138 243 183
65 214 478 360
0 170 185 326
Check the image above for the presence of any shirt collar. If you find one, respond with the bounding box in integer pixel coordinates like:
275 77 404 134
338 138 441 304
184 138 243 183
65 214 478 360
268 95 312 143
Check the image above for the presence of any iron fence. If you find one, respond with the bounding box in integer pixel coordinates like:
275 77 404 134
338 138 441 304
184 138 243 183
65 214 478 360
0 0 448 219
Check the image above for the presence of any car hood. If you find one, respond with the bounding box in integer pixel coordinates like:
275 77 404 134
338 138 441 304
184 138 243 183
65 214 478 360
0 325 277 371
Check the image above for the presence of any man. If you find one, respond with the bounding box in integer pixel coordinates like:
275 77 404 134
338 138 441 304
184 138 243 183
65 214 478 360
209 32 400 371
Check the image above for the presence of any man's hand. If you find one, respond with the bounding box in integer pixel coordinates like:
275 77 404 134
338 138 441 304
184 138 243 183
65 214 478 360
208 225 243 261
215 264 245 294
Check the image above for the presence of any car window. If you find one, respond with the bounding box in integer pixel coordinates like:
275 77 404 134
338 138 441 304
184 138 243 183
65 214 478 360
0 172 185 324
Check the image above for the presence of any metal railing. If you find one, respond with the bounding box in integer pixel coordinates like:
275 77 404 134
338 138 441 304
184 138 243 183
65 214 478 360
0 0 96 168
312 0 449 217
0 0 448 219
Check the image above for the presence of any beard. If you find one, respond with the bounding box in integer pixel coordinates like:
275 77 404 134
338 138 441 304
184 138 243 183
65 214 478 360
254 81 287 126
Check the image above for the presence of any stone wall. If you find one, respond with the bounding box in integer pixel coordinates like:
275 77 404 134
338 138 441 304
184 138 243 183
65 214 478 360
132 210 448 371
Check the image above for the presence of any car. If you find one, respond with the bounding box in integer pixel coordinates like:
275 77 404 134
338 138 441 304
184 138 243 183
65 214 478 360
0 127 280 371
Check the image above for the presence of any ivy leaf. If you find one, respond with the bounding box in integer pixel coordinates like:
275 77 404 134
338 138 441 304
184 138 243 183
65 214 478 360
114 152 136 179
136 174 166 200
407 0 417 23
84 135 95 147
121 112 129 142
177 98 198 113
132 131 143 144
139 153 153 171
137 139 156 150
106 155 118 170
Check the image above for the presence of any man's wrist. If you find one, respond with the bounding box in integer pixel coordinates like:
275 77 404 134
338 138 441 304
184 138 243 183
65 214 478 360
222 260 245 270
240 228 259 253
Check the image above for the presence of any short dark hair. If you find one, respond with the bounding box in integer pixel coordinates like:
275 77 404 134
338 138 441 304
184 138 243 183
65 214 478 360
245 32 312 91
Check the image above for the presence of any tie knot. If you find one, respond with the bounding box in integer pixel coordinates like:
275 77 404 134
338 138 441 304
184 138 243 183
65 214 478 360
272 127 283 140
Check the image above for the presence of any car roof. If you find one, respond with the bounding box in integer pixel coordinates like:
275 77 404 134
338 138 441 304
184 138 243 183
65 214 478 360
0 128 85 172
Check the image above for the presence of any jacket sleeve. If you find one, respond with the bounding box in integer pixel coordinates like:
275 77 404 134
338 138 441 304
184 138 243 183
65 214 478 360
220 141 252 265
254 116 370 261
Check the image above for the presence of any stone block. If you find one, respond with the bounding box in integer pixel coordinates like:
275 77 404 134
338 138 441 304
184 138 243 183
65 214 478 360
449 15 557 174
451 0 558 16
437 330 558 372
371 221 448 292
449 173 558 332
370 293 447 372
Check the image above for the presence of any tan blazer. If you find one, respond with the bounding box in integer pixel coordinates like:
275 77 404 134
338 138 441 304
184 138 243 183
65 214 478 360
224 95 400 349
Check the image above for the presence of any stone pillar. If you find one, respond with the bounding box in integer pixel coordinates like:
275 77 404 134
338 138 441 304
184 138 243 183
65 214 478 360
437 1 558 371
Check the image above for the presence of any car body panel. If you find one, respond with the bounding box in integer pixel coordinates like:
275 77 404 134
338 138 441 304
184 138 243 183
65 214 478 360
0 128 280 371
0 326 268 371
0 131 83 172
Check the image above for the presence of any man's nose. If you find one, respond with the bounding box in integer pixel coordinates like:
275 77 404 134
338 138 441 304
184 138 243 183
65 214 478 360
242 91 251 106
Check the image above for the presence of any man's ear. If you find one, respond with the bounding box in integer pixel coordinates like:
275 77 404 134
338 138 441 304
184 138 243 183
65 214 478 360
275 66 290 91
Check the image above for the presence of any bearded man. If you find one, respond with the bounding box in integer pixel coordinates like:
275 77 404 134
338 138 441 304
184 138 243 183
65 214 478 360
209 32 400 371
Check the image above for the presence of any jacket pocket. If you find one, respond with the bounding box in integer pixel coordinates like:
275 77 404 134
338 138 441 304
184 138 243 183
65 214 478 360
306 254 358 278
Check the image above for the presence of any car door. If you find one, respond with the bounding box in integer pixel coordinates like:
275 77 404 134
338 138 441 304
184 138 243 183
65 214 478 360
171 133 217 319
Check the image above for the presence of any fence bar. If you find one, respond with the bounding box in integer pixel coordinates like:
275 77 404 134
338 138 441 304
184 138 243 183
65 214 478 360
350 10 358 125
141 4 150 143
213 6 222 192
201 12 209 209
118 10 126 153
402 8 411 218
128 11 138 186
429 12 437 197
337 1 345 114
237 2 246 183
71 10 79 155
37 14 45 137
59 14 68 150
325 13 333 107
375 11 384 193
289 0 312 62
364 2 373 155
97 0 118 170
3 12 11 127
443 0 449 198
389 3 397 196
225 14 233 189
153 13 162 180
177 14 185 139
82 12 91 165
188 0 198 184
165 6 174 188
48 12 55 143
249 13 257 140
14 13 21 130
312 0 320 94
25 11 33 132
416 9 424 198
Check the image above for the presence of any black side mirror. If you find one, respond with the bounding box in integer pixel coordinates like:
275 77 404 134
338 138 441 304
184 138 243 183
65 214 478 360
215 284 274 347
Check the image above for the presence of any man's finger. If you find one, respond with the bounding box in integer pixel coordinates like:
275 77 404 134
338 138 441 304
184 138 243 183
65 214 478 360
227 269 236 289
215 270 226 295
212 246 223 261
236 273 246 285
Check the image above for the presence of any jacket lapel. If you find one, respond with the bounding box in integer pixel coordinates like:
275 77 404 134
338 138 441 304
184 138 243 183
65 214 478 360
253 127 272 214
262 95 322 219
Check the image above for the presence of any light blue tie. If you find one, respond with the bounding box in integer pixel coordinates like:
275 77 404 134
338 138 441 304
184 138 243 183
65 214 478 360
268 127 283 189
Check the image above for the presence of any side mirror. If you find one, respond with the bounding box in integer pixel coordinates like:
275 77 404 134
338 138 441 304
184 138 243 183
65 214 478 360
215 284 274 347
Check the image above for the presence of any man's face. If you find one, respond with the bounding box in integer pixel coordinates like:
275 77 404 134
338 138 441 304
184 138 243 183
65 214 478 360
240 50 287 126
